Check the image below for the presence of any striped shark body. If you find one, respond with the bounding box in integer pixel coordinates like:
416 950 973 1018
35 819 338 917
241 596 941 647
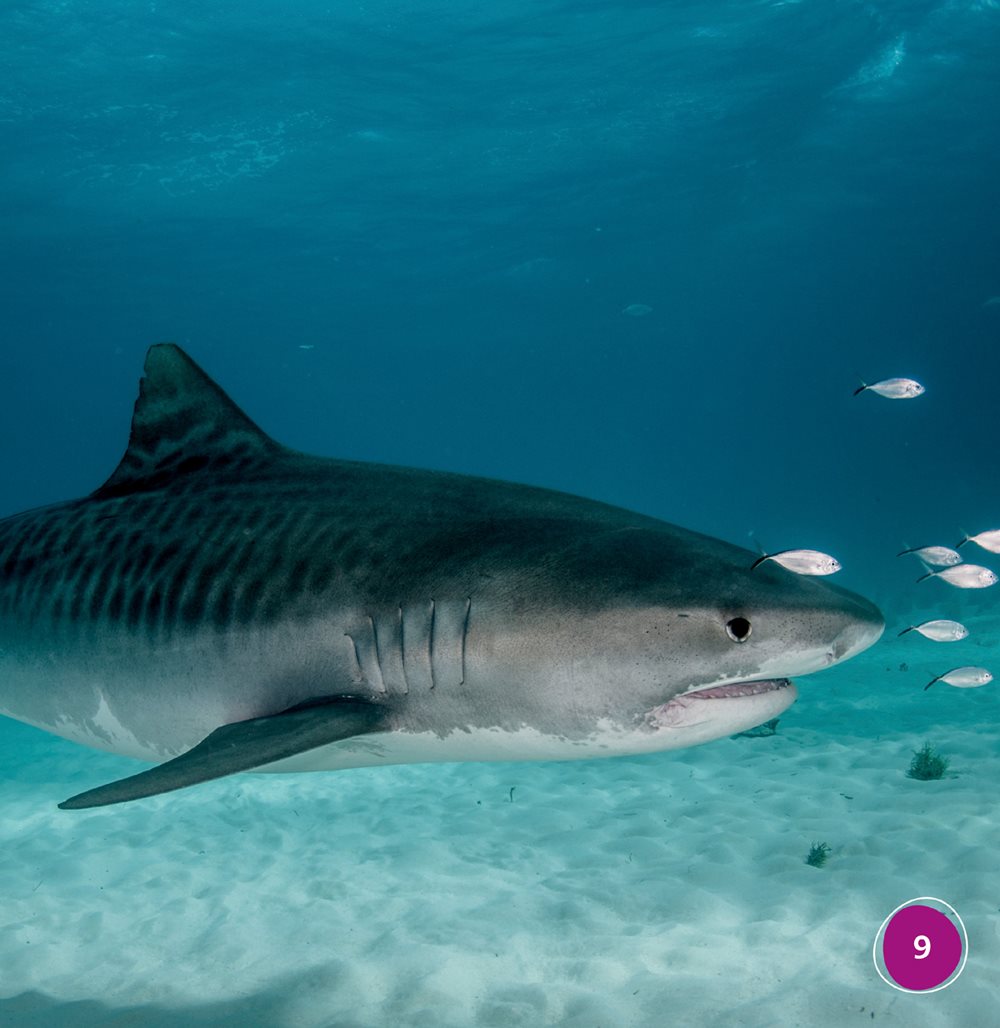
0 345 883 809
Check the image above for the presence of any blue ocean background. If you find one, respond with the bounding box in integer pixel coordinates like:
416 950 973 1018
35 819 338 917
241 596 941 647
2 2 999 1025
3 0 999 613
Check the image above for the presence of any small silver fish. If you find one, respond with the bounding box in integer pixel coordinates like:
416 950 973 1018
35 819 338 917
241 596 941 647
623 303 652 317
956 528 1000 554
897 619 969 642
750 549 842 576
853 377 925 399
917 564 998 588
924 666 993 691
896 545 961 567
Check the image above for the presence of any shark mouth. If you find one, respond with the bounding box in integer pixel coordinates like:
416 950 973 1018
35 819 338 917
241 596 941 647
646 678 797 738
681 678 793 700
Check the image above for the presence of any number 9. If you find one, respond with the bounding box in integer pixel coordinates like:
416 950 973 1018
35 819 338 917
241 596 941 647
914 935 931 960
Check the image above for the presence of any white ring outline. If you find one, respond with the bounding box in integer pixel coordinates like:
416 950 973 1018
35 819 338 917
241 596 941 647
873 896 968 993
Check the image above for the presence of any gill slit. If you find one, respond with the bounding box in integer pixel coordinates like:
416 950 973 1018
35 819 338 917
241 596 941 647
460 596 471 686
398 605 410 694
345 632 364 684
428 598 436 690
368 614 387 693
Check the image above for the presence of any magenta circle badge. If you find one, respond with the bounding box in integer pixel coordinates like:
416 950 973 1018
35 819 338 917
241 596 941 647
874 897 968 993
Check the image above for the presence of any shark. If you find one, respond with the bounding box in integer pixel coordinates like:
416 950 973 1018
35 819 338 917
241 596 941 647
0 345 884 809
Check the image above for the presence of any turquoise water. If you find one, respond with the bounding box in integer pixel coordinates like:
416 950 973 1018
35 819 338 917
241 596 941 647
1 2 999 1025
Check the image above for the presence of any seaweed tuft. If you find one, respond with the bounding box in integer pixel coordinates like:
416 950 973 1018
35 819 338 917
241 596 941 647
805 842 831 868
906 742 950 781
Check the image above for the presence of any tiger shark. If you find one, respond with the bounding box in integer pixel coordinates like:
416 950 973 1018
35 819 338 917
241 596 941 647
0 345 883 809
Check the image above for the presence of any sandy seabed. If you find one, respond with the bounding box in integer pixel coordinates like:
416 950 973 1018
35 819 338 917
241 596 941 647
1 614 998 1028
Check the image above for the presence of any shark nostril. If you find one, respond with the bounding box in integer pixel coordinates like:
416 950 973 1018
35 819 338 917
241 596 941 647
831 624 872 662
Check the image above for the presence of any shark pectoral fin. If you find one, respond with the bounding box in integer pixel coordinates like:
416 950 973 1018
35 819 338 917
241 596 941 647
57 697 385 810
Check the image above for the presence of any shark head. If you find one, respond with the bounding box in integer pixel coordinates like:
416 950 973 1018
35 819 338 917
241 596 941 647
470 520 884 752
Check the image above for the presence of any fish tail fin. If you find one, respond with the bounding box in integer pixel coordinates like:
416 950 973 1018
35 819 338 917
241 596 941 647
750 554 770 571
853 380 868 396
896 541 912 557
923 678 938 691
897 626 914 637
916 568 935 583
956 531 970 549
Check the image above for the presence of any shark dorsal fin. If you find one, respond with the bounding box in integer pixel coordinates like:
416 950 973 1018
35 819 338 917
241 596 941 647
94 343 283 499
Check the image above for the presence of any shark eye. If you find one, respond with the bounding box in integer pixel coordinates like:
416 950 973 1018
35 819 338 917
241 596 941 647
726 617 752 643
